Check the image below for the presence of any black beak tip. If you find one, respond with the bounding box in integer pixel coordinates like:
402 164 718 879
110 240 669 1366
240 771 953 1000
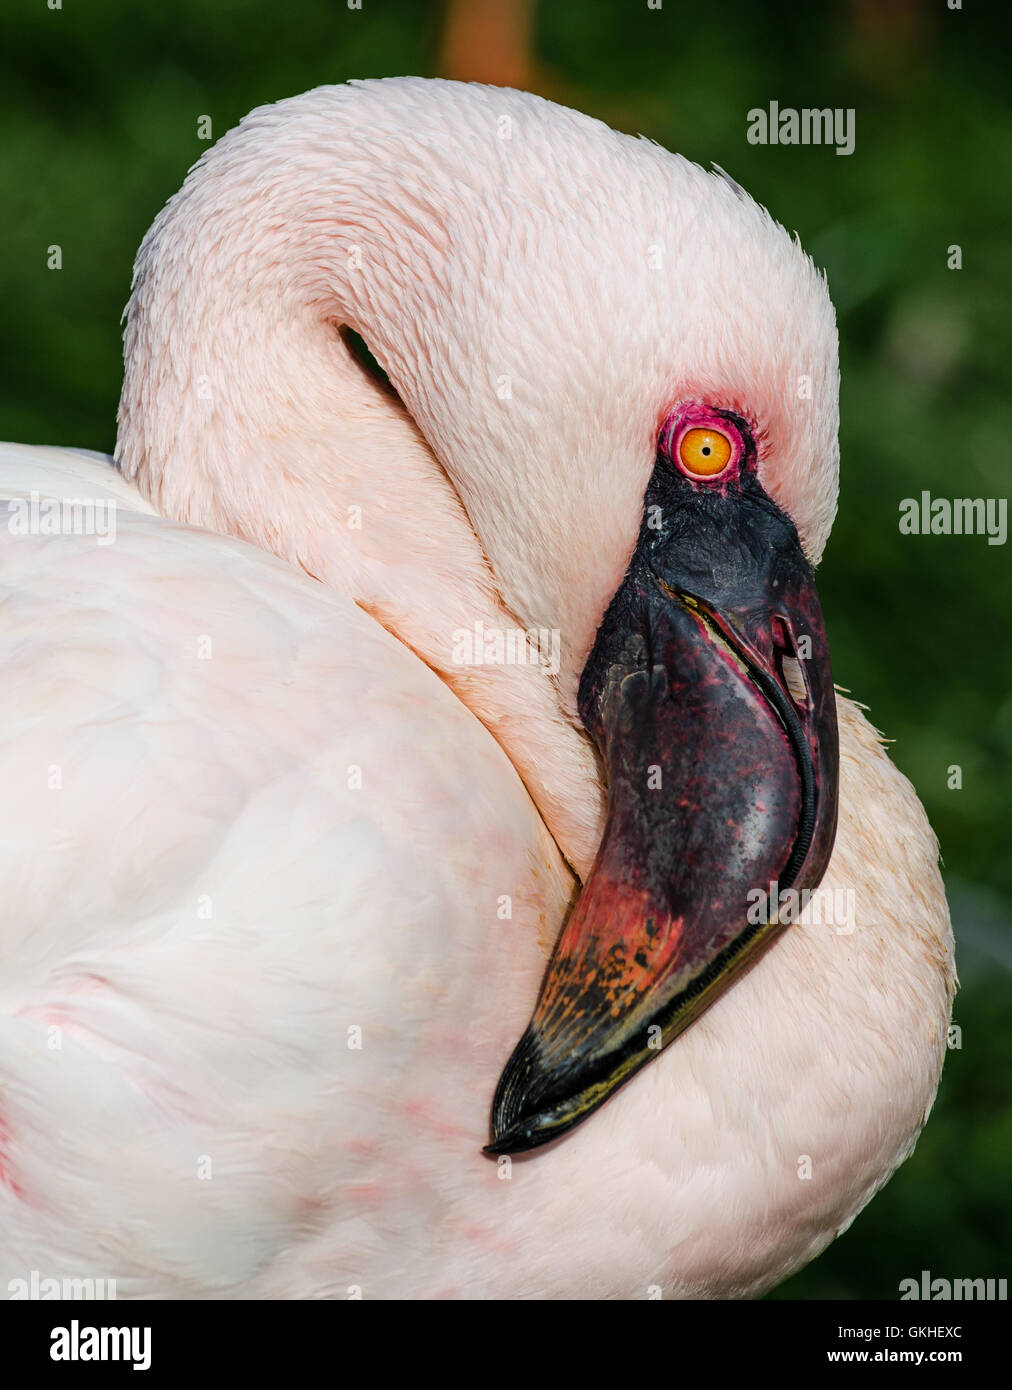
483 1115 567 1157
485 1024 598 1156
482 1131 530 1157
485 1025 564 1155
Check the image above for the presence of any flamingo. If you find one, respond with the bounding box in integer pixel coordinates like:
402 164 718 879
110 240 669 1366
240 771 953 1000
0 78 953 1299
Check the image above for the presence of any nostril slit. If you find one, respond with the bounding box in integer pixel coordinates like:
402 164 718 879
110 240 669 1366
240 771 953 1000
780 653 808 708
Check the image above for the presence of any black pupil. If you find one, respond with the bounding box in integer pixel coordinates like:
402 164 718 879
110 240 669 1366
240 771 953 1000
702 446 711 455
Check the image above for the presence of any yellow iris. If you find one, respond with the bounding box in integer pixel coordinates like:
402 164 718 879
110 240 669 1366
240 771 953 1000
678 426 732 476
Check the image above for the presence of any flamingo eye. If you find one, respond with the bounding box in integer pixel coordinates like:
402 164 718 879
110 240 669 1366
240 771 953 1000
678 426 732 477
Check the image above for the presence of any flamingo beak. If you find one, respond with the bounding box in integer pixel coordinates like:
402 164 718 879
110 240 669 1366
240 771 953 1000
487 442 839 1154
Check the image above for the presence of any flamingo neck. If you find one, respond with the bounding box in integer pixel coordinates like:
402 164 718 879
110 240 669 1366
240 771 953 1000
115 84 605 875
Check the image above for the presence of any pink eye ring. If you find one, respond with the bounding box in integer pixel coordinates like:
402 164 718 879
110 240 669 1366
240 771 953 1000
660 405 749 482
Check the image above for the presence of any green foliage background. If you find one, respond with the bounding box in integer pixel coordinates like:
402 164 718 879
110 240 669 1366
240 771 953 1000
1 0 1008 1298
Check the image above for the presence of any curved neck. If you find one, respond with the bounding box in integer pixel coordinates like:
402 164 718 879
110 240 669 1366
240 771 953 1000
116 83 605 875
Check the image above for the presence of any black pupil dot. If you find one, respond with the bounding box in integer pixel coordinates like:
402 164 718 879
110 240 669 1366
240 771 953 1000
701 446 711 455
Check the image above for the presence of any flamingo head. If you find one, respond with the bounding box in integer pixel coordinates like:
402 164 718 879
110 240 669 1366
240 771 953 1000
489 398 839 1150
383 86 845 1152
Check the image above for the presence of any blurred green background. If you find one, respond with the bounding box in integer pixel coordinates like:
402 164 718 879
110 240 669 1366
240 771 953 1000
1 0 1008 1298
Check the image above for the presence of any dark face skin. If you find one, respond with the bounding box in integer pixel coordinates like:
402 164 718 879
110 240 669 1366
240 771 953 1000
488 404 839 1154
